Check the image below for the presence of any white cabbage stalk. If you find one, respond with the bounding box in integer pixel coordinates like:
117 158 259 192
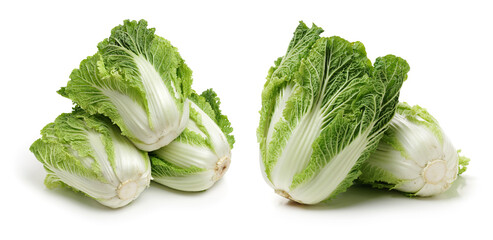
30 110 151 208
257 22 409 204
150 89 234 191
59 20 192 151
359 103 469 196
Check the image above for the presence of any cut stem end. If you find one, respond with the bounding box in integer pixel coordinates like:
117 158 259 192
423 159 447 184
213 156 231 182
275 189 293 200
117 180 138 200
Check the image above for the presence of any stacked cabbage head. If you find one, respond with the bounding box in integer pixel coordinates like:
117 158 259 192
59 20 192 152
31 20 234 208
30 109 151 208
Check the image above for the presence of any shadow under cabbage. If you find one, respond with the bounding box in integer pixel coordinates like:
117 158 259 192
282 176 467 210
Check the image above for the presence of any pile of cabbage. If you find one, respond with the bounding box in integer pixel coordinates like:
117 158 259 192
257 22 469 204
30 20 234 208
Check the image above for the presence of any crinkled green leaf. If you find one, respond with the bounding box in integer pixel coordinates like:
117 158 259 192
258 22 323 165
199 89 235 148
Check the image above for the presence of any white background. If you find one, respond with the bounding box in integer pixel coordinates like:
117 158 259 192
1 0 492 239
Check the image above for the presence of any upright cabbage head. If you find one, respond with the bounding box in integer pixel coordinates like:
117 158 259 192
257 22 410 204
29 109 151 208
150 89 235 191
59 20 192 151
359 103 470 196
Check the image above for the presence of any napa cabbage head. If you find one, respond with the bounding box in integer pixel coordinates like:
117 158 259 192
59 20 192 151
150 89 234 191
29 109 151 208
359 103 470 196
257 22 410 204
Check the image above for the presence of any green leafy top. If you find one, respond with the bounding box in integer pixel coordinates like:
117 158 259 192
58 53 141 142
98 19 192 102
369 55 410 138
189 89 235 149
267 21 324 81
257 21 323 160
